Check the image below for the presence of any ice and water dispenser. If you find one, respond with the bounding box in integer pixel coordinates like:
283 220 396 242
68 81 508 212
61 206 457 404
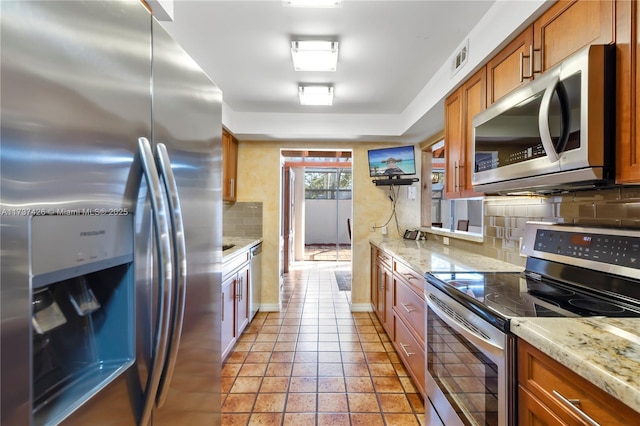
30 215 134 425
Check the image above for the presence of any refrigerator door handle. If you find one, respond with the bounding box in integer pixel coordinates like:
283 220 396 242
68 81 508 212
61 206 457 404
154 143 188 408
138 137 174 426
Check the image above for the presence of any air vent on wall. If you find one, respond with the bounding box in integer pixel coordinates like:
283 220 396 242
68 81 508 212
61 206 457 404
451 39 469 77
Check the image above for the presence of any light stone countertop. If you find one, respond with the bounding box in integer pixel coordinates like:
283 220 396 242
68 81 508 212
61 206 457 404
369 236 523 275
372 236 640 415
511 318 640 415
222 236 261 259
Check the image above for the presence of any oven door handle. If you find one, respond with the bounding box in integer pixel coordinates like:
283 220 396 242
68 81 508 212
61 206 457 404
426 291 504 358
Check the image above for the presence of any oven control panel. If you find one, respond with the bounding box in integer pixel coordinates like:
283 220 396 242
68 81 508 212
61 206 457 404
533 229 639 269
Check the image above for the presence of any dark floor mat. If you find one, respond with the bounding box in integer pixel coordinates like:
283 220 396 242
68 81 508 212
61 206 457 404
334 271 351 291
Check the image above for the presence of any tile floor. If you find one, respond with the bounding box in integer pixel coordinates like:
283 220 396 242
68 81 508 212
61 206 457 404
304 244 352 262
221 261 425 425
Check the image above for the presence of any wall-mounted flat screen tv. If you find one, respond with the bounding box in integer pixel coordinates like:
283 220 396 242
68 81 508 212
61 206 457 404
368 145 416 178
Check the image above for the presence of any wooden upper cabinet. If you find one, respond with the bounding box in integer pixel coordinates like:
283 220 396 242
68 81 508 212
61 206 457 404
487 27 534 105
534 0 614 73
616 0 640 183
444 89 463 198
461 68 486 198
222 128 238 202
444 67 486 199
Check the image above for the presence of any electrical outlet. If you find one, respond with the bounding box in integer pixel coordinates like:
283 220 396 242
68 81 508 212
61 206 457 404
381 226 388 235
407 186 416 200
443 237 449 245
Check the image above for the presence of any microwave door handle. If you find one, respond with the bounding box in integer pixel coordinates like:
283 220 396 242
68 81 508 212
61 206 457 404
538 76 561 163
553 81 571 154
154 143 188 408
138 137 174 426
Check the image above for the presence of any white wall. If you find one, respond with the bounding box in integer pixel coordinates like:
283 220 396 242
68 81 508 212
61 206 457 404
305 199 352 244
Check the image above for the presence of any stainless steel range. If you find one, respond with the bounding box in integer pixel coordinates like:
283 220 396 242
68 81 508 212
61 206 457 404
424 222 640 426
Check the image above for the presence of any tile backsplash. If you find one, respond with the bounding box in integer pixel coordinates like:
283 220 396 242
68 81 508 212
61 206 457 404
430 187 640 267
223 201 263 238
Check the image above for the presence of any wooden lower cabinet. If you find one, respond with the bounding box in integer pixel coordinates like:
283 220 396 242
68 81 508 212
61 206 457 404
519 385 568 426
370 245 426 398
221 250 251 360
518 339 640 425
393 314 425 397
372 246 394 337
221 275 237 359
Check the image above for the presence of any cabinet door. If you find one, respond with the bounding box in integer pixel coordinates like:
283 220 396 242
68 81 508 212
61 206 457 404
486 27 534 105
222 129 238 201
616 0 640 183
518 339 640 425
383 265 394 337
534 0 614 72
236 263 250 335
460 67 486 198
375 261 386 323
444 88 463 198
518 385 568 426
370 246 378 309
445 67 486 199
221 275 236 360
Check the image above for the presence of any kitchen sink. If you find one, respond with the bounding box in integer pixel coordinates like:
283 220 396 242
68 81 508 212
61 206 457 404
222 244 235 251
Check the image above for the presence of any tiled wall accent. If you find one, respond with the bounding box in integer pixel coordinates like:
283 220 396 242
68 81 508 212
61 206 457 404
223 201 263 238
430 187 640 267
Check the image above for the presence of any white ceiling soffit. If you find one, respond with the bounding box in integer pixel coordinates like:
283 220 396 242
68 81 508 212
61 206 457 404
160 0 550 143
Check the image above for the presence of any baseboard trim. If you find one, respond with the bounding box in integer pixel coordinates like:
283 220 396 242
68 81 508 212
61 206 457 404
259 303 281 312
350 303 374 312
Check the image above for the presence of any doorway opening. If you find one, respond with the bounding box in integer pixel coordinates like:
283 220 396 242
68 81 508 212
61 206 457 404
280 149 352 294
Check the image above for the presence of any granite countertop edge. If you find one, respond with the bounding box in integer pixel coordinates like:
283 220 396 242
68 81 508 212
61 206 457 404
369 236 523 275
511 317 640 414
223 236 262 259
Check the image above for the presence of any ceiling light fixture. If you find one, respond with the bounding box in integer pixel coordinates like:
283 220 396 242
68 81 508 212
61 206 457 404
283 0 342 8
291 41 339 71
299 85 334 106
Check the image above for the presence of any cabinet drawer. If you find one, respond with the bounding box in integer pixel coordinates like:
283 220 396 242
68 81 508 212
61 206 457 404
223 250 249 279
518 340 639 425
393 259 424 294
377 249 391 269
393 279 425 344
518 384 568 426
394 315 425 397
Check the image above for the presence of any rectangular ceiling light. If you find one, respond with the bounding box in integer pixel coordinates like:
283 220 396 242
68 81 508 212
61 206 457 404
299 85 334 106
284 0 342 7
291 41 339 71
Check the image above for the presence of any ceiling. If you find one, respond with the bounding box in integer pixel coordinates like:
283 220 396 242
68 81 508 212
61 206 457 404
159 1 549 144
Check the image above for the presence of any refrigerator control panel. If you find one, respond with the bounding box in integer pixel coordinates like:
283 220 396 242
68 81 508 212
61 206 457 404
30 214 133 286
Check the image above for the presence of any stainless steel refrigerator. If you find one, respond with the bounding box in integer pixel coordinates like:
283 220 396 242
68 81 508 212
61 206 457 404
0 1 222 424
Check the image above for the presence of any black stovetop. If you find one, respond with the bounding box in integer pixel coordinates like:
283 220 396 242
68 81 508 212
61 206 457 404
428 270 640 317
425 263 640 334
426 223 640 333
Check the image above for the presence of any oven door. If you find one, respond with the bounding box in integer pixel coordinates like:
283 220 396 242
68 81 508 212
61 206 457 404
424 283 515 426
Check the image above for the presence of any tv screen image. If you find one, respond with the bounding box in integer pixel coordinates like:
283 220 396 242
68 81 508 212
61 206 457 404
368 145 416 177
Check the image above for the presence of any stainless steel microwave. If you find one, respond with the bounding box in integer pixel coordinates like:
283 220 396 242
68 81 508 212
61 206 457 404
472 44 615 194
